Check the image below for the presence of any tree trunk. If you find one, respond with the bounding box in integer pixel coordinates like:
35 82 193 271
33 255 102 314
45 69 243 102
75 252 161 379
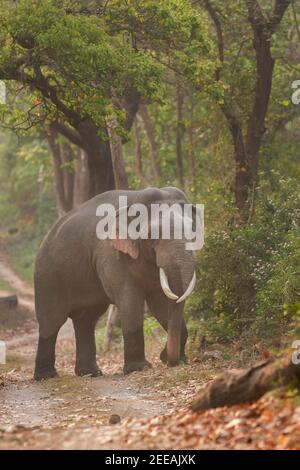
60 142 75 211
107 118 128 189
77 118 115 198
139 104 160 186
205 0 291 217
244 17 276 210
47 127 74 216
176 84 185 188
73 149 90 206
191 353 300 411
134 119 151 187
221 104 252 214
187 90 196 188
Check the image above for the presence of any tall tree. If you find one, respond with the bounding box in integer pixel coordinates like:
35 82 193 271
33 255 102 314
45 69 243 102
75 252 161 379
47 126 75 215
0 0 213 199
203 0 291 216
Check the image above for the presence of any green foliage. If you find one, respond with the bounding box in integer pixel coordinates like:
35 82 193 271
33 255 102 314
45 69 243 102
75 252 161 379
0 131 56 280
0 0 214 132
0 0 298 354
143 315 163 340
187 177 300 342
5 225 42 282
0 132 55 229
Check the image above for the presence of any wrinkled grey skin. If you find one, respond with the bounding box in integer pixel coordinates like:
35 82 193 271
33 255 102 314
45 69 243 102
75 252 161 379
34 187 196 380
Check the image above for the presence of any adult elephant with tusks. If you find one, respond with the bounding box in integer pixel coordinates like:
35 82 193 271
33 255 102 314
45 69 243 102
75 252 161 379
34 187 203 380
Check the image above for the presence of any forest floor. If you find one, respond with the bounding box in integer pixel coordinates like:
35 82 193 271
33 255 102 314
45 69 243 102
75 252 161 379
0 252 300 450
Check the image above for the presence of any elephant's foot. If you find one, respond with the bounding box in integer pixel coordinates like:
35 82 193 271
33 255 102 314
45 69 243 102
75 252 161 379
75 364 103 377
34 367 58 381
160 348 187 365
123 360 152 375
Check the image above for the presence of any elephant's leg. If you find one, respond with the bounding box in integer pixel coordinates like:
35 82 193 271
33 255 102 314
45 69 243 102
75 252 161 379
146 294 188 364
34 331 59 380
120 289 151 375
72 306 104 377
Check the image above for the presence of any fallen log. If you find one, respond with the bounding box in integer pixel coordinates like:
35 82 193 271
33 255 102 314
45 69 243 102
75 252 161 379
191 353 300 411
0 295 18 309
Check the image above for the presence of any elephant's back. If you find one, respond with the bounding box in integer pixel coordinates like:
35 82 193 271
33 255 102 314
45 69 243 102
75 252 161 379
34 186 188 279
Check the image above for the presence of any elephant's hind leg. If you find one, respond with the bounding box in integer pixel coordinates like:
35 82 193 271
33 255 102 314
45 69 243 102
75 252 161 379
34 331 59 381
72 306 105 377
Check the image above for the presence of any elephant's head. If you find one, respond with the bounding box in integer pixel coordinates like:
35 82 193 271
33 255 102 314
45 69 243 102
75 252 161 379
110 187 201 366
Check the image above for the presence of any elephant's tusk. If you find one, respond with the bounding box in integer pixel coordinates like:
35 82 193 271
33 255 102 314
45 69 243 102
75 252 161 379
159 268 179 301
176 271 196 303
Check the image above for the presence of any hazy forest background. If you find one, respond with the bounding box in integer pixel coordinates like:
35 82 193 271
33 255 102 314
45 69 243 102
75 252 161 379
0 0 299 353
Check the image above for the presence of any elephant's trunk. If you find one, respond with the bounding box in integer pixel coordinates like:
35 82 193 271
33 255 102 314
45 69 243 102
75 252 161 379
167 302 183 367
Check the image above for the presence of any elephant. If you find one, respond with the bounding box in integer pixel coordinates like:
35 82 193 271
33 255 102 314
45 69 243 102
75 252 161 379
33 187 199 380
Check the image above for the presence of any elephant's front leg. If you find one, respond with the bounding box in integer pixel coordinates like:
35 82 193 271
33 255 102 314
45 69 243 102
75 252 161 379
119 285 151 375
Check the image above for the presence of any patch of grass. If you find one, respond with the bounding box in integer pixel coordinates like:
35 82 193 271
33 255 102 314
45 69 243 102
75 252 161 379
1 354 24 372
132 362 217 392
159 366 215 390
0 279 14 292
144 316 162 338
95 312 166 354
95 313 123 353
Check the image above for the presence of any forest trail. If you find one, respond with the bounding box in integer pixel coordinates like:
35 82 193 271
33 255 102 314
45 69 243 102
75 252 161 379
1 254 299 450
0 256 34 309
0 254 186 449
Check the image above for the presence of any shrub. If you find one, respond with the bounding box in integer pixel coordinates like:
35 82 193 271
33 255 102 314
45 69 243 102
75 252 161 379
186 177 300 343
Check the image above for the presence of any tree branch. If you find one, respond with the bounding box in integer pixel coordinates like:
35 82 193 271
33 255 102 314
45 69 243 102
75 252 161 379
120 86 141 134
246 0 268 30
203 0 224 80
0 61 82 131
245 0 291 188
204 0 224 62
247 0 291 34
32 65 81 125
51 121 85 149
271 0 292 31
139 105 160 185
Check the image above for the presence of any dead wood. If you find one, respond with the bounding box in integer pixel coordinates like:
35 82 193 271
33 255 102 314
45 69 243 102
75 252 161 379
0 295 18 309
191 354 300 411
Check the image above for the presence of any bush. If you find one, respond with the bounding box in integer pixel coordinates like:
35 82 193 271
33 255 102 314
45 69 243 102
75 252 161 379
0 133 56 281
186 177 300 343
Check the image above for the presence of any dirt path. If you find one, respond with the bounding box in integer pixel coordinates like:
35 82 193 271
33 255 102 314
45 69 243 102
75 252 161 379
0 256 185 449
1 255 299 450
0 257 34 310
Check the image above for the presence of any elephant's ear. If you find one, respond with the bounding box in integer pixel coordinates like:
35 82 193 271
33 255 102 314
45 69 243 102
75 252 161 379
111 238 139 259
110 205 139 259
